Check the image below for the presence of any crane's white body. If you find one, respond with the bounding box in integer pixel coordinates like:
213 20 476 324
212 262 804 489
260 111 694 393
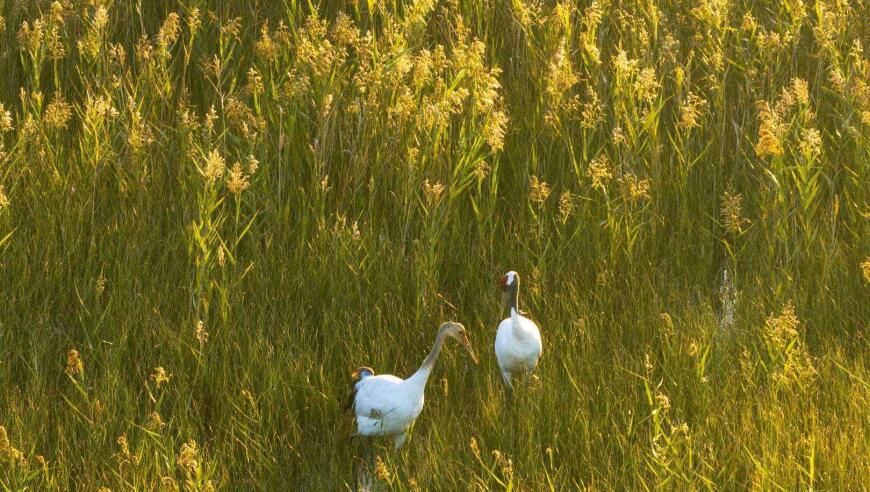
351 372 428 448
349 322 476 449
495 307 542 387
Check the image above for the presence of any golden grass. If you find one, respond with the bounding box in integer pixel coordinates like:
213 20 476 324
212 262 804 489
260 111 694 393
0 0 867 489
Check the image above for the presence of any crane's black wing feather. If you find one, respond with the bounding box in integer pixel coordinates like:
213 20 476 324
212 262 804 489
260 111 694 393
344 366 375 411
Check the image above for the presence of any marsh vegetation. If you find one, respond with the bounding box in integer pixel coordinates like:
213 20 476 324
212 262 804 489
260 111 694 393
0 0 868 489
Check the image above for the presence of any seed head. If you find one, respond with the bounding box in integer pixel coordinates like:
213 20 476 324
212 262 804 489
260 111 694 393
374 455 391 481
763 302 816 386
83 94 119 126
48 2 64 23
654 392 671 411
195 320 208 344
150 367 171 388
160 476 180 492
559 191 575 221
93 7 109 29
17 20 45 54
469 437 480 458
117 434 130 458
720 191 750 234
227 162 250 195
0 426 24 463
765 302 800 349
331 13 359 48
127 109 154 154
755 101 784 158
241 389 256 408
621 173 651 201
157 13 180 54
254 22 277 60
350 221 361 241
246 155 259 174
245 67 264 97
587 155 612 191
790 78 809 106
44 93 73 130
148 411 165 430
502 457 514 478
408 477 421 492
412 49 433 89
576 317 587 336
529 176 551 204
204 105 217 135
186 8 201 34
484 110 508 151
95 274 107 297
634 67 660 103
203 149 225 182
660 313 674 330
799 128 822 159
491 450 513 478
221 17 243 39
0 104 12 132
177 440 199 475
611 125 625 145
679 92 708 130
596 270 609 287
134 34 152 62
46 27 66 61
474 160 490 180
613 49 638 78
829 68 846 92
92 399 105 421
422 179 445 204
66 348 84 377
580 86 603 129
546 39 578 101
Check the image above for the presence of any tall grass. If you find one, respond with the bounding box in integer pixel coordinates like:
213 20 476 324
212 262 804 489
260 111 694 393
0 0 867 489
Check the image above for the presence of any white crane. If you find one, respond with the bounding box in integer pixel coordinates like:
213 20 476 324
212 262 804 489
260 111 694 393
495 271 542 389
347 321 478 449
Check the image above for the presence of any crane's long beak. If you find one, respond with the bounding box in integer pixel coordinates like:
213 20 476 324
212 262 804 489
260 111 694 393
463 339 479 364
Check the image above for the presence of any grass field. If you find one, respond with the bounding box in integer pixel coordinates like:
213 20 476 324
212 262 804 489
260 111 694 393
0 0 868 489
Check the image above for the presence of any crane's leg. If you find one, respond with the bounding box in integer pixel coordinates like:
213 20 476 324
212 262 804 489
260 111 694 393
502 371 514 406
354 439 374 492
393 432 407 449
502 371 513 389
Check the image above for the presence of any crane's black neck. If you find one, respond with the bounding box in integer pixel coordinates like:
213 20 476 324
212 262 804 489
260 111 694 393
505 279 519 314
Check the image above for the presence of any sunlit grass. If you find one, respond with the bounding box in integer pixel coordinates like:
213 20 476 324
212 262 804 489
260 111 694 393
0 0 867 489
